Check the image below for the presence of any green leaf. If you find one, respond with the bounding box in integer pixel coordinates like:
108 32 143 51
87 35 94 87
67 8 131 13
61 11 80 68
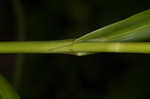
0 75 21 99
75 9 150 42
72 9 150 56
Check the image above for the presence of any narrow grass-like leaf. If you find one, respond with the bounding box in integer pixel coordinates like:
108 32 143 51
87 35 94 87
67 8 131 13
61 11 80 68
75 9 150 42
0 75 21 99
72 9 150 56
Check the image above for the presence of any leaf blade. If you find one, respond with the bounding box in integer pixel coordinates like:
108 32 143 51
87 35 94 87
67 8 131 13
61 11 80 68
75 9 150 42
0 75 21 99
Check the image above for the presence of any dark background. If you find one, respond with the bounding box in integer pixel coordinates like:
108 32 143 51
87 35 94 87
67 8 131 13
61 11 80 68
0 0 147 99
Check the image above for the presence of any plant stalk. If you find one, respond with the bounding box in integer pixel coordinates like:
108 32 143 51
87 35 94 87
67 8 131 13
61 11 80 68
12 0 26 88
0 40 150 55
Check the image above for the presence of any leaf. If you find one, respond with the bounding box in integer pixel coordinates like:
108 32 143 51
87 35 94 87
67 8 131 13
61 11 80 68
72 9 150 56
0 75 21 99
75 9 150 42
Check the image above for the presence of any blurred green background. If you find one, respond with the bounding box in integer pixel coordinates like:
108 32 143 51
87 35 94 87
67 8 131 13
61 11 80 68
0 0 147 99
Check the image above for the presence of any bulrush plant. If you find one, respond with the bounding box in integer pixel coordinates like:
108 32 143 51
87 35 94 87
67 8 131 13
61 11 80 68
0 9 150 99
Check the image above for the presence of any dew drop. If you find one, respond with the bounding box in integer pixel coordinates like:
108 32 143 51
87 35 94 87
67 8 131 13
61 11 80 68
75 52 88 56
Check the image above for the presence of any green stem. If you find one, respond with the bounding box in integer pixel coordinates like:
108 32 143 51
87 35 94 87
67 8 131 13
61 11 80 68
12 0 26 40
0 40 72 53
72 42 150 54
0 40 150 55
12 0 26 88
